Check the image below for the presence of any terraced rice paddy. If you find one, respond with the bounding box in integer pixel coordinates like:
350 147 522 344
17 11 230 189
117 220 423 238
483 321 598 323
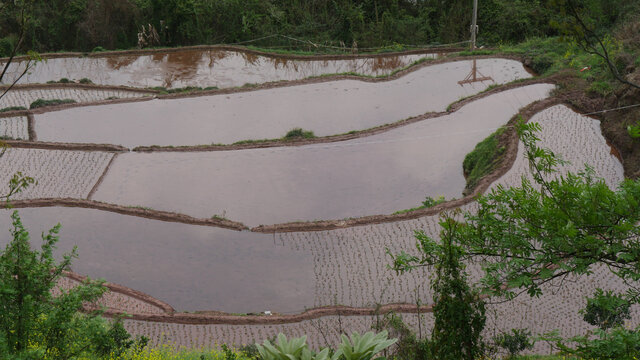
34 58 530 147
0 49 631 355
0 148 113 199
123 263 636 354
0 207 314 313
0 116 28 139
1 49 433 89
91 84 553 226
0 86 149 109
116 105 628 350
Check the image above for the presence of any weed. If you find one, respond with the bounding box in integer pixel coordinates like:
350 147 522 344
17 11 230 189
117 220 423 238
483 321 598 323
0 106 26 112
284 128 315 139
463 127 506 193
29 98 77 109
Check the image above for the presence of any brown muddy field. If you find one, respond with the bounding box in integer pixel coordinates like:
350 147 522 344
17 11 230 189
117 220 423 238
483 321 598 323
35 59 531 147
1 49 432 89
0 207 314 313
91 84 553 226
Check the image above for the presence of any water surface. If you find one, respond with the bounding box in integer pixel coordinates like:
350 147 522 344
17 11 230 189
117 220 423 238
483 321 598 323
92 84 554 226
0 207 314 313
36 59 530 147
2 49 431 89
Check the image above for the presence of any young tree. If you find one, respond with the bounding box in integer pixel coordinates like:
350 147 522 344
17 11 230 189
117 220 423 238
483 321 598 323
390 212 486 360
0 211 104 358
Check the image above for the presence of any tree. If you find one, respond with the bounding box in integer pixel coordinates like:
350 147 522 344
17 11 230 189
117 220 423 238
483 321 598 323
390 212 486 360
0 211 101 358
0 177 144 358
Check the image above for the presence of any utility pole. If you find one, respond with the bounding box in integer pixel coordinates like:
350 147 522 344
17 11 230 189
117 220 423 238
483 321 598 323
458 0 493 86
470 0 478 50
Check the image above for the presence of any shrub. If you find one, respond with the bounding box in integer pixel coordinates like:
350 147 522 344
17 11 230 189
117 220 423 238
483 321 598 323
422 196 446 208
58 77 71 83
494 329 534 358
92 46 107 52
529 53 556 75
78 78 93 84
29 98 77 109
549 327 640 360
580 289 631 330
284 128 315 139
256 331 396 360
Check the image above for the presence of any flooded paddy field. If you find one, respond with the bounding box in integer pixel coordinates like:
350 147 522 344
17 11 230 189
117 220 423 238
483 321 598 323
0 49 630 354
0 116 28 139
0 148 113 199
114 105 630 350
34 59 530 147
0 207 314 313
123 263 638 354
1 49 433 89
91 84 553 226
0 86 150 110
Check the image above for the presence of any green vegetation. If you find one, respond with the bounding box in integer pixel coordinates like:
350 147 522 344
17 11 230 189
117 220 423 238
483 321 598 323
29 98 77 109
393 196 448 215
462 127 506 193
0 210 147 359
256 331 396 360
494 329 534 359
580 289 631 330
0 106 27 112
0 0 635 54
391 120 640 359
284 128 315 140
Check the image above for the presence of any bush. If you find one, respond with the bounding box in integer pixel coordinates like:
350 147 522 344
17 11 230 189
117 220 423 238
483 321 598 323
284 128 315 139
29 98 77 109
58 77 71 83
550 327 640 360
494 328 534 358
92 46 107 52
78 78 93 84
580 289 631 330
529 53 556 75
422 196 446 208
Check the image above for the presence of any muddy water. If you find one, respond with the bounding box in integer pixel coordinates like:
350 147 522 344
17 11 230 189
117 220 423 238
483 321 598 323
1 50 431 89
92 84 554 226
36 59 531 147
0 207 314 313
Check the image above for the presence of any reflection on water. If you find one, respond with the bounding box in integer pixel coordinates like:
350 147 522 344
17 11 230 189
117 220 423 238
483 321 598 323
90 85 555 227
0 207 315 313
1 49 434 89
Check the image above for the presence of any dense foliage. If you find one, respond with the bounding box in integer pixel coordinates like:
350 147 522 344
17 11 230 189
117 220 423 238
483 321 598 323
0 0 637 54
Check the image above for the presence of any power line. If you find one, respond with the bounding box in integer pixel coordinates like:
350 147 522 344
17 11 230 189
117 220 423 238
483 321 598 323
582 103 640 116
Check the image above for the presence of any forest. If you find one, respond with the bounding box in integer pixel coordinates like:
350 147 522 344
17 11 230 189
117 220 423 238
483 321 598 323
0 0 637 54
